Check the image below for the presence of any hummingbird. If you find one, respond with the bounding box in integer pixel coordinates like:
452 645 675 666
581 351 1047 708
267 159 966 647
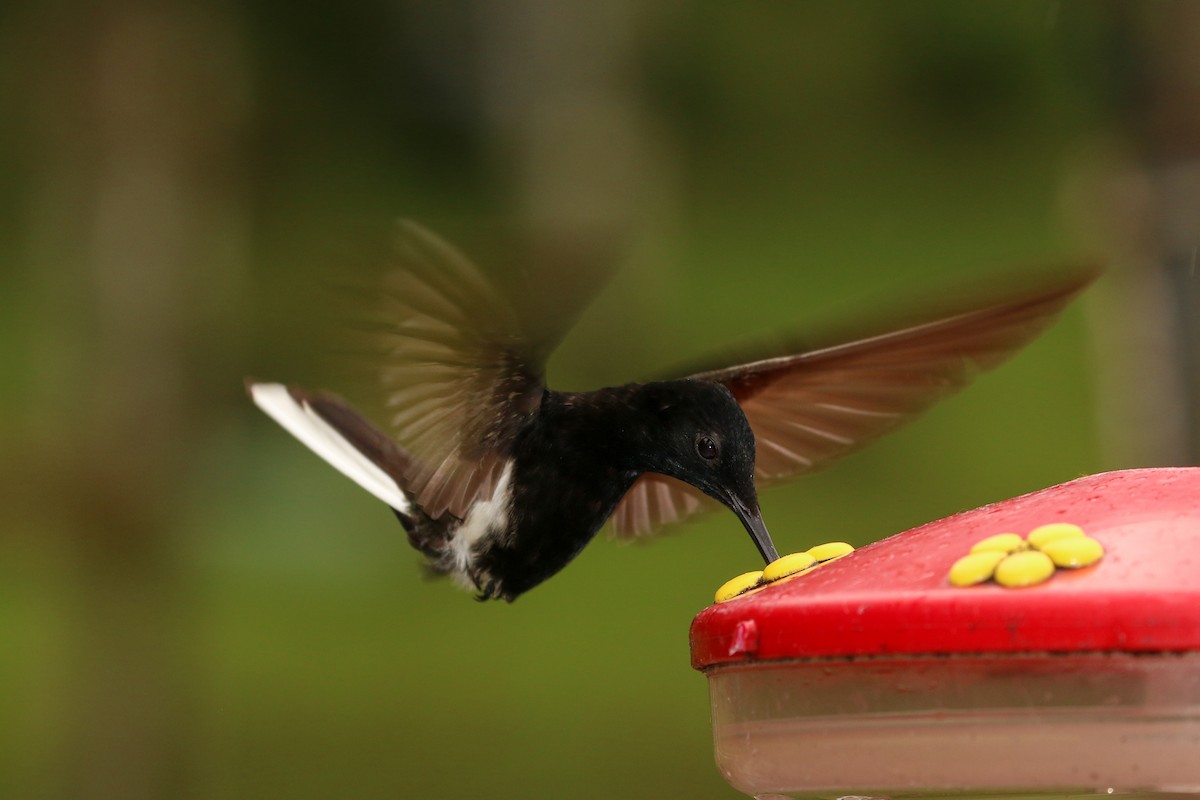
249 222 1094 601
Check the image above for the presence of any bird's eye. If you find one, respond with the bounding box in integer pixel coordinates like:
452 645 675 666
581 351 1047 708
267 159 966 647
696 436 719 460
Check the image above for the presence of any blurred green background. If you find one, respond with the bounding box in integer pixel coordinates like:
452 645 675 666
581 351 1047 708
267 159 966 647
4 1 1195 798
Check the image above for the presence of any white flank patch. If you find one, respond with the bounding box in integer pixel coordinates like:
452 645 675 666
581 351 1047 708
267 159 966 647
249 382 411 513
449 461 514 575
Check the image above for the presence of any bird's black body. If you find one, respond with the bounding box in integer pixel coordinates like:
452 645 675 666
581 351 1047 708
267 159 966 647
249 221 1095 601
394 380 763 600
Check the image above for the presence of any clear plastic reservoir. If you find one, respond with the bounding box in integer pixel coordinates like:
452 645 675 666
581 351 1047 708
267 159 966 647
708 653 1200 799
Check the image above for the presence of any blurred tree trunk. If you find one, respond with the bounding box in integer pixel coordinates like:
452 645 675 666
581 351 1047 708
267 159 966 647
473 0 662 234
398 2 677 381
15 0 249 796
1068 1 1200 468
472 1 682 379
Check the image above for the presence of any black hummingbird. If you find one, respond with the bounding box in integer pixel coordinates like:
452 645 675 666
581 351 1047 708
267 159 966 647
249 222 1094 601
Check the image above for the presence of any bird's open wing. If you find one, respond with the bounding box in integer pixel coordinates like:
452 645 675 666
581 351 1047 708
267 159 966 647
610 265 1097 540
253 221 612 522
368 221 555 519
609 472 714 539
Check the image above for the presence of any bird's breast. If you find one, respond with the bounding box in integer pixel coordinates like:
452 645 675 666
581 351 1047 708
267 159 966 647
446 460 516 576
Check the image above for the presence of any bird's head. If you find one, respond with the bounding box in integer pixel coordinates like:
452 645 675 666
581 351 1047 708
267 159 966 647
635 380 779 563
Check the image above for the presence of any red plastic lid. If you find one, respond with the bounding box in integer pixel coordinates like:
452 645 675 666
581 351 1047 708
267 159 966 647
691 468 1200 670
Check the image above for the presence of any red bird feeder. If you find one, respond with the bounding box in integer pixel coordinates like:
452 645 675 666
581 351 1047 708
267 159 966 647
690 468 1200 798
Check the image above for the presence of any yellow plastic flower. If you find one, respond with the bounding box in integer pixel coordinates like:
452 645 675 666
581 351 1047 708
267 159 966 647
949 523 1103 588
715 542 856 602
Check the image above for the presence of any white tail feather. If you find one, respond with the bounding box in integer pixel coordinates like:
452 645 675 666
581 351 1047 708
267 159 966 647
249 382 411 512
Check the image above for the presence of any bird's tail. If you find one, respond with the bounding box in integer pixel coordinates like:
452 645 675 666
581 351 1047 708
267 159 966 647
247 381 462 561
247 381 419 515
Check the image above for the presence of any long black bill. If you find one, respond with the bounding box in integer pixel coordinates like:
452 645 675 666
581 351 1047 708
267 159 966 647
729 496 779 564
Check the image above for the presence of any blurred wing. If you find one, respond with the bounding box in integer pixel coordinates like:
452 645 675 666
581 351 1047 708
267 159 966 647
374 221 550 519
611 265 1096 539
610 473 713 539
698 267 1097 483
